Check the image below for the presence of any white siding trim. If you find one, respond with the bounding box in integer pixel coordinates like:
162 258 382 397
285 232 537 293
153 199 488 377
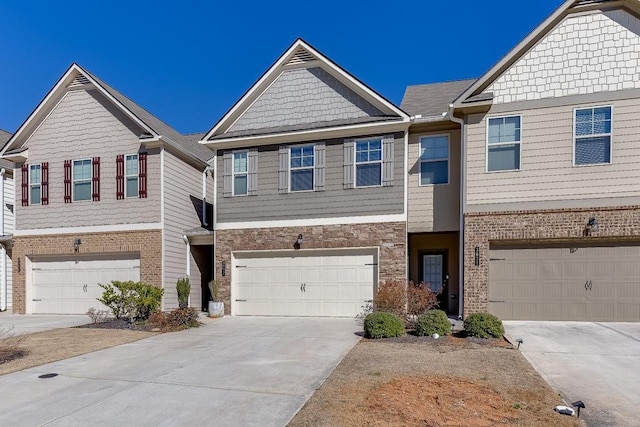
14 222 163 236
403 131 408 217
160 149 166 311
216 214 406 230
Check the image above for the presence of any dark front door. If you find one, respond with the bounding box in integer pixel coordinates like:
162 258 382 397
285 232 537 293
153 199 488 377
420 251 448 310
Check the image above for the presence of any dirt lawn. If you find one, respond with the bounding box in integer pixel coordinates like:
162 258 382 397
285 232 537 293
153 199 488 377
0 328 156 376
289 336 583 427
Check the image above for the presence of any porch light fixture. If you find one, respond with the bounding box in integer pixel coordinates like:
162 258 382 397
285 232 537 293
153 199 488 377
294 234 303 250
74 239 82 253
584 217 599 236
221 261 226 277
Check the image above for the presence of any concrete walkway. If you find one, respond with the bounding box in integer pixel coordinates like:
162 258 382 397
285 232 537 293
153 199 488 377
0 313 89 335
504 321 640 427
0 316 361 426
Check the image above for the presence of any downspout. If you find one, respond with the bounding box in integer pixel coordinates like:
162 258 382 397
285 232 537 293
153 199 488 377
0 168 6 311
447 105 465 320
182 234 191 307
202 165 214 227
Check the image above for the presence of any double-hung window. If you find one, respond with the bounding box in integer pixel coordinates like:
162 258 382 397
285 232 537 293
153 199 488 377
73 159 92 201
487 116 521 172
574 106 612 165
420 135 449 185
290 146 314 191
233 151 248 196
125 154 139 198
355 139 382 187
29 164 42 204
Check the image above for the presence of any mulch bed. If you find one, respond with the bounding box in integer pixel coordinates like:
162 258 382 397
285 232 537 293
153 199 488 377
0 349 28 365
76 319 157 332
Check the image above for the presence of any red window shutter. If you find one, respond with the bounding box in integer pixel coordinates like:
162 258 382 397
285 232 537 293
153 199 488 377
21 164 28 206
92 157 100 201
64 160 72 203
138 153 147 199
116 155 124 200
41 162 49 205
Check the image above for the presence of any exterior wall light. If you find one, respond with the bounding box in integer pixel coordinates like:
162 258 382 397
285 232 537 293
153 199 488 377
584 217 599 236
294 234 303 250
74 239 82 252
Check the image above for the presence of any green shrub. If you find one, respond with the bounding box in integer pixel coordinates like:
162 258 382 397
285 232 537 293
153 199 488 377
364 312 405 339
464 313 505 339
149 308 201 331
97 281 163 321
176 277 190 309
416 310 451 336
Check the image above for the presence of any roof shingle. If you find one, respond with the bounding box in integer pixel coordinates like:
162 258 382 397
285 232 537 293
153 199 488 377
400 79 477 118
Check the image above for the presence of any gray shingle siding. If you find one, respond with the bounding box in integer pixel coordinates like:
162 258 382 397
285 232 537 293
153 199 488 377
229 67 386 133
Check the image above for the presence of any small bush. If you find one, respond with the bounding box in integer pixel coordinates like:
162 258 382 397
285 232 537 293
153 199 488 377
97 281 164 321
0 327 27 363
373 281 406 319
416 310 451 336
208 279 221 302
464 313 505 339
176 277 190 309
149 308 201 332
86 307 110 324
364 312 405 339
407 282 440 317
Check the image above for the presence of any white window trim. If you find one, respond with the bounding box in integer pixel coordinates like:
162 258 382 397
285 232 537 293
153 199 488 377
419 134 450 187
125 153 139 198
572 105 613 167
485 114 523 173
72 158 92 202
29 163 42 205
232 150 248 196
288 144 315 193
354 137 383 188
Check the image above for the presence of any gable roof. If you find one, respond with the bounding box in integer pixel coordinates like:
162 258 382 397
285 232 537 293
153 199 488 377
202 38 409 144
1 64 212 165
453 0 640 107
401 79 477 118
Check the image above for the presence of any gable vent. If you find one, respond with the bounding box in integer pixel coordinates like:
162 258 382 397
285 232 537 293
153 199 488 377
67 74 91 88
286 47 315 66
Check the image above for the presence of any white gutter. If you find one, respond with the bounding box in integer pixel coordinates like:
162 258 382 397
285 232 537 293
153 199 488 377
0 168 6 311
447 104 465 320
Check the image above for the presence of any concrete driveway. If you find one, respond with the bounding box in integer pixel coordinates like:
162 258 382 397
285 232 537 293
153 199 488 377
504 321 640 427
0 313 89 335
0 316 360 427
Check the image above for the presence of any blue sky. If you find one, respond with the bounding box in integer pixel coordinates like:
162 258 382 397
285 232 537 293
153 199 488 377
0 0 564 135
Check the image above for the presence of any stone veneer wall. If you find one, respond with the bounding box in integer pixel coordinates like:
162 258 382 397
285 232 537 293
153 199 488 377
215 222 407 314
464 205 640 316
12 230 162 314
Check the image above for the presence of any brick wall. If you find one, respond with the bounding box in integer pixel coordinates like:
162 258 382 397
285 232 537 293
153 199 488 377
12 229 162 314
464 205 640 316
215 222 407 314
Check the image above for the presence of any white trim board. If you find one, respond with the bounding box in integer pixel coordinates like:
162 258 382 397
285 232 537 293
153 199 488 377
14 222 163 236
216 214 406 230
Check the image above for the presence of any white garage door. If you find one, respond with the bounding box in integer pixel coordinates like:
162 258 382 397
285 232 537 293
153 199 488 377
233 250 376 317
29 255 140 314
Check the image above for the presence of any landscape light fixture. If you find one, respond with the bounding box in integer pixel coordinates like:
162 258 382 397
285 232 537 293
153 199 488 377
572 400 586 418
294 234 303 250
74 239 82 253
584 217 599 236
516 338 524 350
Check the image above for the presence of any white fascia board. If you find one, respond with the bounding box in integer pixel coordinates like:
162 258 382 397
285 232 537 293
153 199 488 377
13 222 163 236
452 0 576 108
201 119 410 150
216 214 407 230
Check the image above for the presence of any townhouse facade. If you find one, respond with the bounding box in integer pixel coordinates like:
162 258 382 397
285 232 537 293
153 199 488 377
2 0 639 322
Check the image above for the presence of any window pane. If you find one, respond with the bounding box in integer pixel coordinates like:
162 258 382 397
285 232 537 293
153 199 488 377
291 169 314 191
369 140 381 151
488 144 520 171
74 182 91 201
488 119 502 143
73 160 91 180
301 154 314 167
356 163 381 187
126 177 138 197
126 155 138 175
30 165 41 183
575 136 611 165
302 146 314 156
234 175 247 195
31 185 41 204
576 121 593 136
233 152 247 173
594 107 611 122
421 161 448 185
369 147 382 161
291 157 302 168
356 151 369 162
421 136 449 160
488 117 520 143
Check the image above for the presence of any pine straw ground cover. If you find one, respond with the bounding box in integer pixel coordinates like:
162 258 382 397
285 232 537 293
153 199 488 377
289 335 583 427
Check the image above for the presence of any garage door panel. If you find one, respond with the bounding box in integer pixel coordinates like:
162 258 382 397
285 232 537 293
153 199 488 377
234 251 375 317
490 244 640 321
